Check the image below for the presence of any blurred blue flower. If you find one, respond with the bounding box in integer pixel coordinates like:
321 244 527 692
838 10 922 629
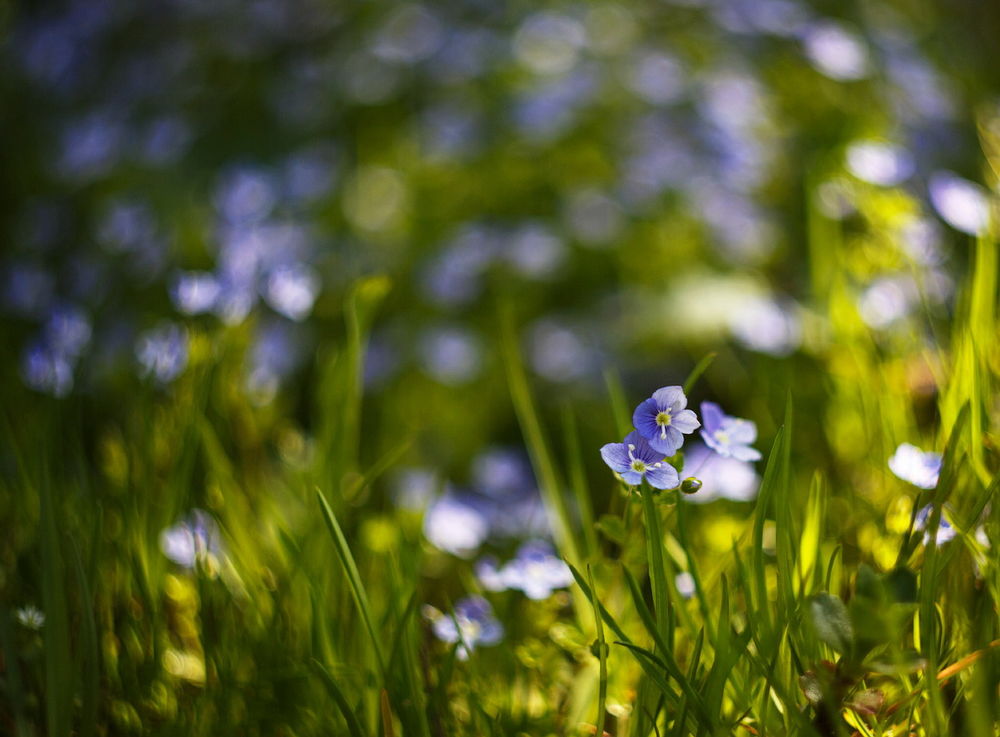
888 443 941 489
679 444 760 503
136 323 188 384
928 172 990 236
424 491 490 557
44 304 92 359
3 263 54 317
600 430 679 489
417 326 482 385
472 447 534 499
425 595 503 659
160 509 223 569
21 342 74 397
171 271 221 316
632 386 700 455
801 21 869 81
675 571 696 599
263 263 320 321
914 504 955 546
699 402 761 462
477 540 572 600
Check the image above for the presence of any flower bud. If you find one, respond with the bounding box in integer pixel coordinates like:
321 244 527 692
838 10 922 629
680 476 702 494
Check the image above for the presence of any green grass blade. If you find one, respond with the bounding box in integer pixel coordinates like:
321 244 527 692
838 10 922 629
312 658 369 736
682 352 717 394
586 564 608 737
315 487 386 676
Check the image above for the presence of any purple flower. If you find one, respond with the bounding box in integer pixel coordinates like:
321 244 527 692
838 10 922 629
160 510 223 569
476 540 573 600
699 402 761 461
632 386 700 455
425 595 503 659
600 431 680 489
914 505 955 546
888 443 940 489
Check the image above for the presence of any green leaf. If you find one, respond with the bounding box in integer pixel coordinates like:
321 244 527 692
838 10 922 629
810 592 854 654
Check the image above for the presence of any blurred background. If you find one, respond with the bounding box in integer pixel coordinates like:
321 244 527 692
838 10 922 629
1 0 999 734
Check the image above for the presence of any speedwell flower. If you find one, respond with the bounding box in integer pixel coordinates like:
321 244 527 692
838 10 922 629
601 430 680 489
914 504 955 546
699 401 761 461
425 595 504 659
888 443 940 489
632 386 700 455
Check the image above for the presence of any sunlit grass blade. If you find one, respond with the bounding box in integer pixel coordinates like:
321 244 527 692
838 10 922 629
315 487 386 676
312 658 368 736
499 304 581 570
586 564 608 737
682 352 716 394
640 487 671 642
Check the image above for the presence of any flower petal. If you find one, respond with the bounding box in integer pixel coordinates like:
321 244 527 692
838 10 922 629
652 385 686 411
701 429 727 455
649 426 683 455
632 398 661 440
600 442 631 473
620 469 643 485
699 401 725 433
671 409 701 433
725 418 757 444
645 463 680 490
730 444 762 462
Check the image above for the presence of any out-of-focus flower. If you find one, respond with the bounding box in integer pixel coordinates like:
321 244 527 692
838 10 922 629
729 295 802 356
490 540 573 600
600 430 680 489
424 492 490 557
393 467 440 511
503 223 565 279
802 21 869 81
700 402 761 461
512 12 585 76
680 444 760 503
914 504 955 546
472 448 534 499
44 305 92 359
16 605 45 630
527 319 594 383
21 342 74 397
675 572 696 599
424 595 504 659
263 263 320 321
171 272 221 315
632 386 700 455
845 140 914 186
3 263 54 317
888 443 940 489
564 188 625 246
160 510 223 569
215 166 277 224
625 50 685 105
858 276 917 329
373 5 443 64
928 172 990 236
417 326 482 385
136 323 188 384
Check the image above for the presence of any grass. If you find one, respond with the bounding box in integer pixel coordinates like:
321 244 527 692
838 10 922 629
1 216 998 737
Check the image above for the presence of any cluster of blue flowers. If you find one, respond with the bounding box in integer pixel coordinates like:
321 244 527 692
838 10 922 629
600 385 762 494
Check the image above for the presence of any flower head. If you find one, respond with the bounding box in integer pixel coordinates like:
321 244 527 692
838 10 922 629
601 430 680 489
476 540 573 600
699 402 761 461
160 510 223 570
888 443 941 489
425 595 504 659
914 504 955 546
16 605 45 630
632 386 700 455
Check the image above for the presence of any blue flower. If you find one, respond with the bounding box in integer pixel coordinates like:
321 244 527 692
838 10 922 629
160 510 223 569
699 402 761 461
888 443 940 489
914 504 955 546
425 595 504 659
476 540 573 600
600 430 680 489
632 386 700 455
